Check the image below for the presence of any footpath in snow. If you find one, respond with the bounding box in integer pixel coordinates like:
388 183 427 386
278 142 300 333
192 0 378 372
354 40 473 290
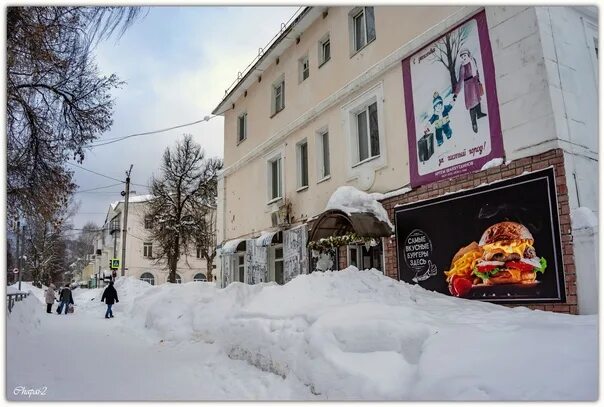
6 269 598 401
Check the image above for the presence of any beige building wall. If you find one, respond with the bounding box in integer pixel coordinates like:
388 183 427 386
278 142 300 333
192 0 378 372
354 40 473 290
220 6 465 241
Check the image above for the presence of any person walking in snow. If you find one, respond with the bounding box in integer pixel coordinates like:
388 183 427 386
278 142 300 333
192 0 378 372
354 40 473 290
101 281 119 319
45 283 57 314
57 283 74 315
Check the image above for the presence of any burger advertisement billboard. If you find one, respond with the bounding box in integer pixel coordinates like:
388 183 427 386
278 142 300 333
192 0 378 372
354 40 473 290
394 168 566 303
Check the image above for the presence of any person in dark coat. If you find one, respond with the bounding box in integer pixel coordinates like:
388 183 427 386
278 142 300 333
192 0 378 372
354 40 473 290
57 283 74 315
101 281 119 318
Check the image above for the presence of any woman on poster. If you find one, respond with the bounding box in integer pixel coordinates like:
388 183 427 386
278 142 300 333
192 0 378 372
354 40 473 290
453 47 487 133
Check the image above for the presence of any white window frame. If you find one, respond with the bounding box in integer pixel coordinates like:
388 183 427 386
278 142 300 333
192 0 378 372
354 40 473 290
341 83 387 187
193 273 207 282
315 127 330 182
144 215 153 229
269 244 284 284
237 253 246 283
354 101 380 164
237 112 247 144
296 138 309 191
318 33 331 67
271 75 285 116
266 152 283 204
298 54 310 83
143 242 153 258
349 6 376 55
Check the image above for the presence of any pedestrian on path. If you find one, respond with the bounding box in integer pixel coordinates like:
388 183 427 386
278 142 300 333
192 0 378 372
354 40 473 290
57 283 74 315
45 283 56 314
101 281 119 319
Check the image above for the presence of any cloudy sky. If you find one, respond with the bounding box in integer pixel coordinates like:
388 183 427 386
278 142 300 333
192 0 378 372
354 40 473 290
70 6 299 228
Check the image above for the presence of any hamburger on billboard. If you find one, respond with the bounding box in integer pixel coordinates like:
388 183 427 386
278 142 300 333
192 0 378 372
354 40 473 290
394 168 565 303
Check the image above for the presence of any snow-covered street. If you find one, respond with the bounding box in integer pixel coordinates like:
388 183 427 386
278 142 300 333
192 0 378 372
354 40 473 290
7 269 598 401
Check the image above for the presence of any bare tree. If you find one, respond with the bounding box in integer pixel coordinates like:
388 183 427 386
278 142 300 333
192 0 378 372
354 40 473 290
21 200 79 286
146 135 223 283
7 7 146 220
428 25 470 91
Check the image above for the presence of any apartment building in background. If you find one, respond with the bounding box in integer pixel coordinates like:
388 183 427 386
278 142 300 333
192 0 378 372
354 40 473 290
213 6 598 314
91 195 213 286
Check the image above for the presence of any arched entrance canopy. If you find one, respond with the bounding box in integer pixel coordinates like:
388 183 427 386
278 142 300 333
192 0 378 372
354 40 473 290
308 209 393 243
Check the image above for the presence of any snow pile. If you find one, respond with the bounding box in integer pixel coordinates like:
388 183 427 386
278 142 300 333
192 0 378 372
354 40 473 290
9 281 47 303
7 295 46 336
111 194 154 210
480 157 504 170
326 186 393 229
121 268 596 400
571 207 598 230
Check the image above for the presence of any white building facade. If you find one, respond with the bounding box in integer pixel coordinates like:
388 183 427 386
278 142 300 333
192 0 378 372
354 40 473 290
92 195 213 285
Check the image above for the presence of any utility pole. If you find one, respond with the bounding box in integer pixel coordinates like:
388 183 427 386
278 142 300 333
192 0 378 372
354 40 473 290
120 165 133 277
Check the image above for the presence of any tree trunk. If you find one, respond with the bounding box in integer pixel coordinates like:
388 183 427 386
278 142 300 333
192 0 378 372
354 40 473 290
205 256 214 282
169 235 180 283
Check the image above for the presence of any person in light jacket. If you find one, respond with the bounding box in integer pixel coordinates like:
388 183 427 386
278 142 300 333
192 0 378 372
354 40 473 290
101 281 119 319
57 283 74 315
45 283 56 314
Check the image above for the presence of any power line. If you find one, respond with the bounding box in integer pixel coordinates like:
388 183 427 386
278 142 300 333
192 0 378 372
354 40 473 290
75 183 123 193
87 115 218 148
66 161 124 183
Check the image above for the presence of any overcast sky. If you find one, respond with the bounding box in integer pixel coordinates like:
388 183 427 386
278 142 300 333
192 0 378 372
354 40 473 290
70 6 299 229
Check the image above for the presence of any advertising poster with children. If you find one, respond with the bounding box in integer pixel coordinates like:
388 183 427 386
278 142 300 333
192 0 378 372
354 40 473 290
402 11 504 187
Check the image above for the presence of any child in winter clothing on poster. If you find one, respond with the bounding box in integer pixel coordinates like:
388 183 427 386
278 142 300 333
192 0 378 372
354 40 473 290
453 47 487 133
428 91 455 147
45 283 56 314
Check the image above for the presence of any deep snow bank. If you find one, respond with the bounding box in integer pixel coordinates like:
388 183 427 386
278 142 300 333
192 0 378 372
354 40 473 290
7 295 46 336
9 281 47 303
109 270 596 400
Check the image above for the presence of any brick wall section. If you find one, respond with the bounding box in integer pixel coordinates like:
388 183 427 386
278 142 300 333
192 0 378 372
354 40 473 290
380 149 577 314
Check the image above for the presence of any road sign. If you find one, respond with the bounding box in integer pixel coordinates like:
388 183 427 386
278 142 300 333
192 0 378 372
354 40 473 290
109 258 120 270
12 268 18 274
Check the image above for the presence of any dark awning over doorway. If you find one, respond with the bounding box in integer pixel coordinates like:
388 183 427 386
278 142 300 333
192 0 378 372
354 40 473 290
307 209 393 242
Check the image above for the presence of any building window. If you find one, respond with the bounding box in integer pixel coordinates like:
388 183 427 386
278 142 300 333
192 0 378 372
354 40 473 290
193 273 207 282
355 101 380 163
350 7 376 53
143 242 153 258
317 130 330 180
168 274 182 284
319 34 330 67
237 113 247 143
237 254 245 283
140 272 155 285
299 55 309 82
144 215 153 229
272 76 285 115
296 140 309 189
267 155 282 202
196 246 202 259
